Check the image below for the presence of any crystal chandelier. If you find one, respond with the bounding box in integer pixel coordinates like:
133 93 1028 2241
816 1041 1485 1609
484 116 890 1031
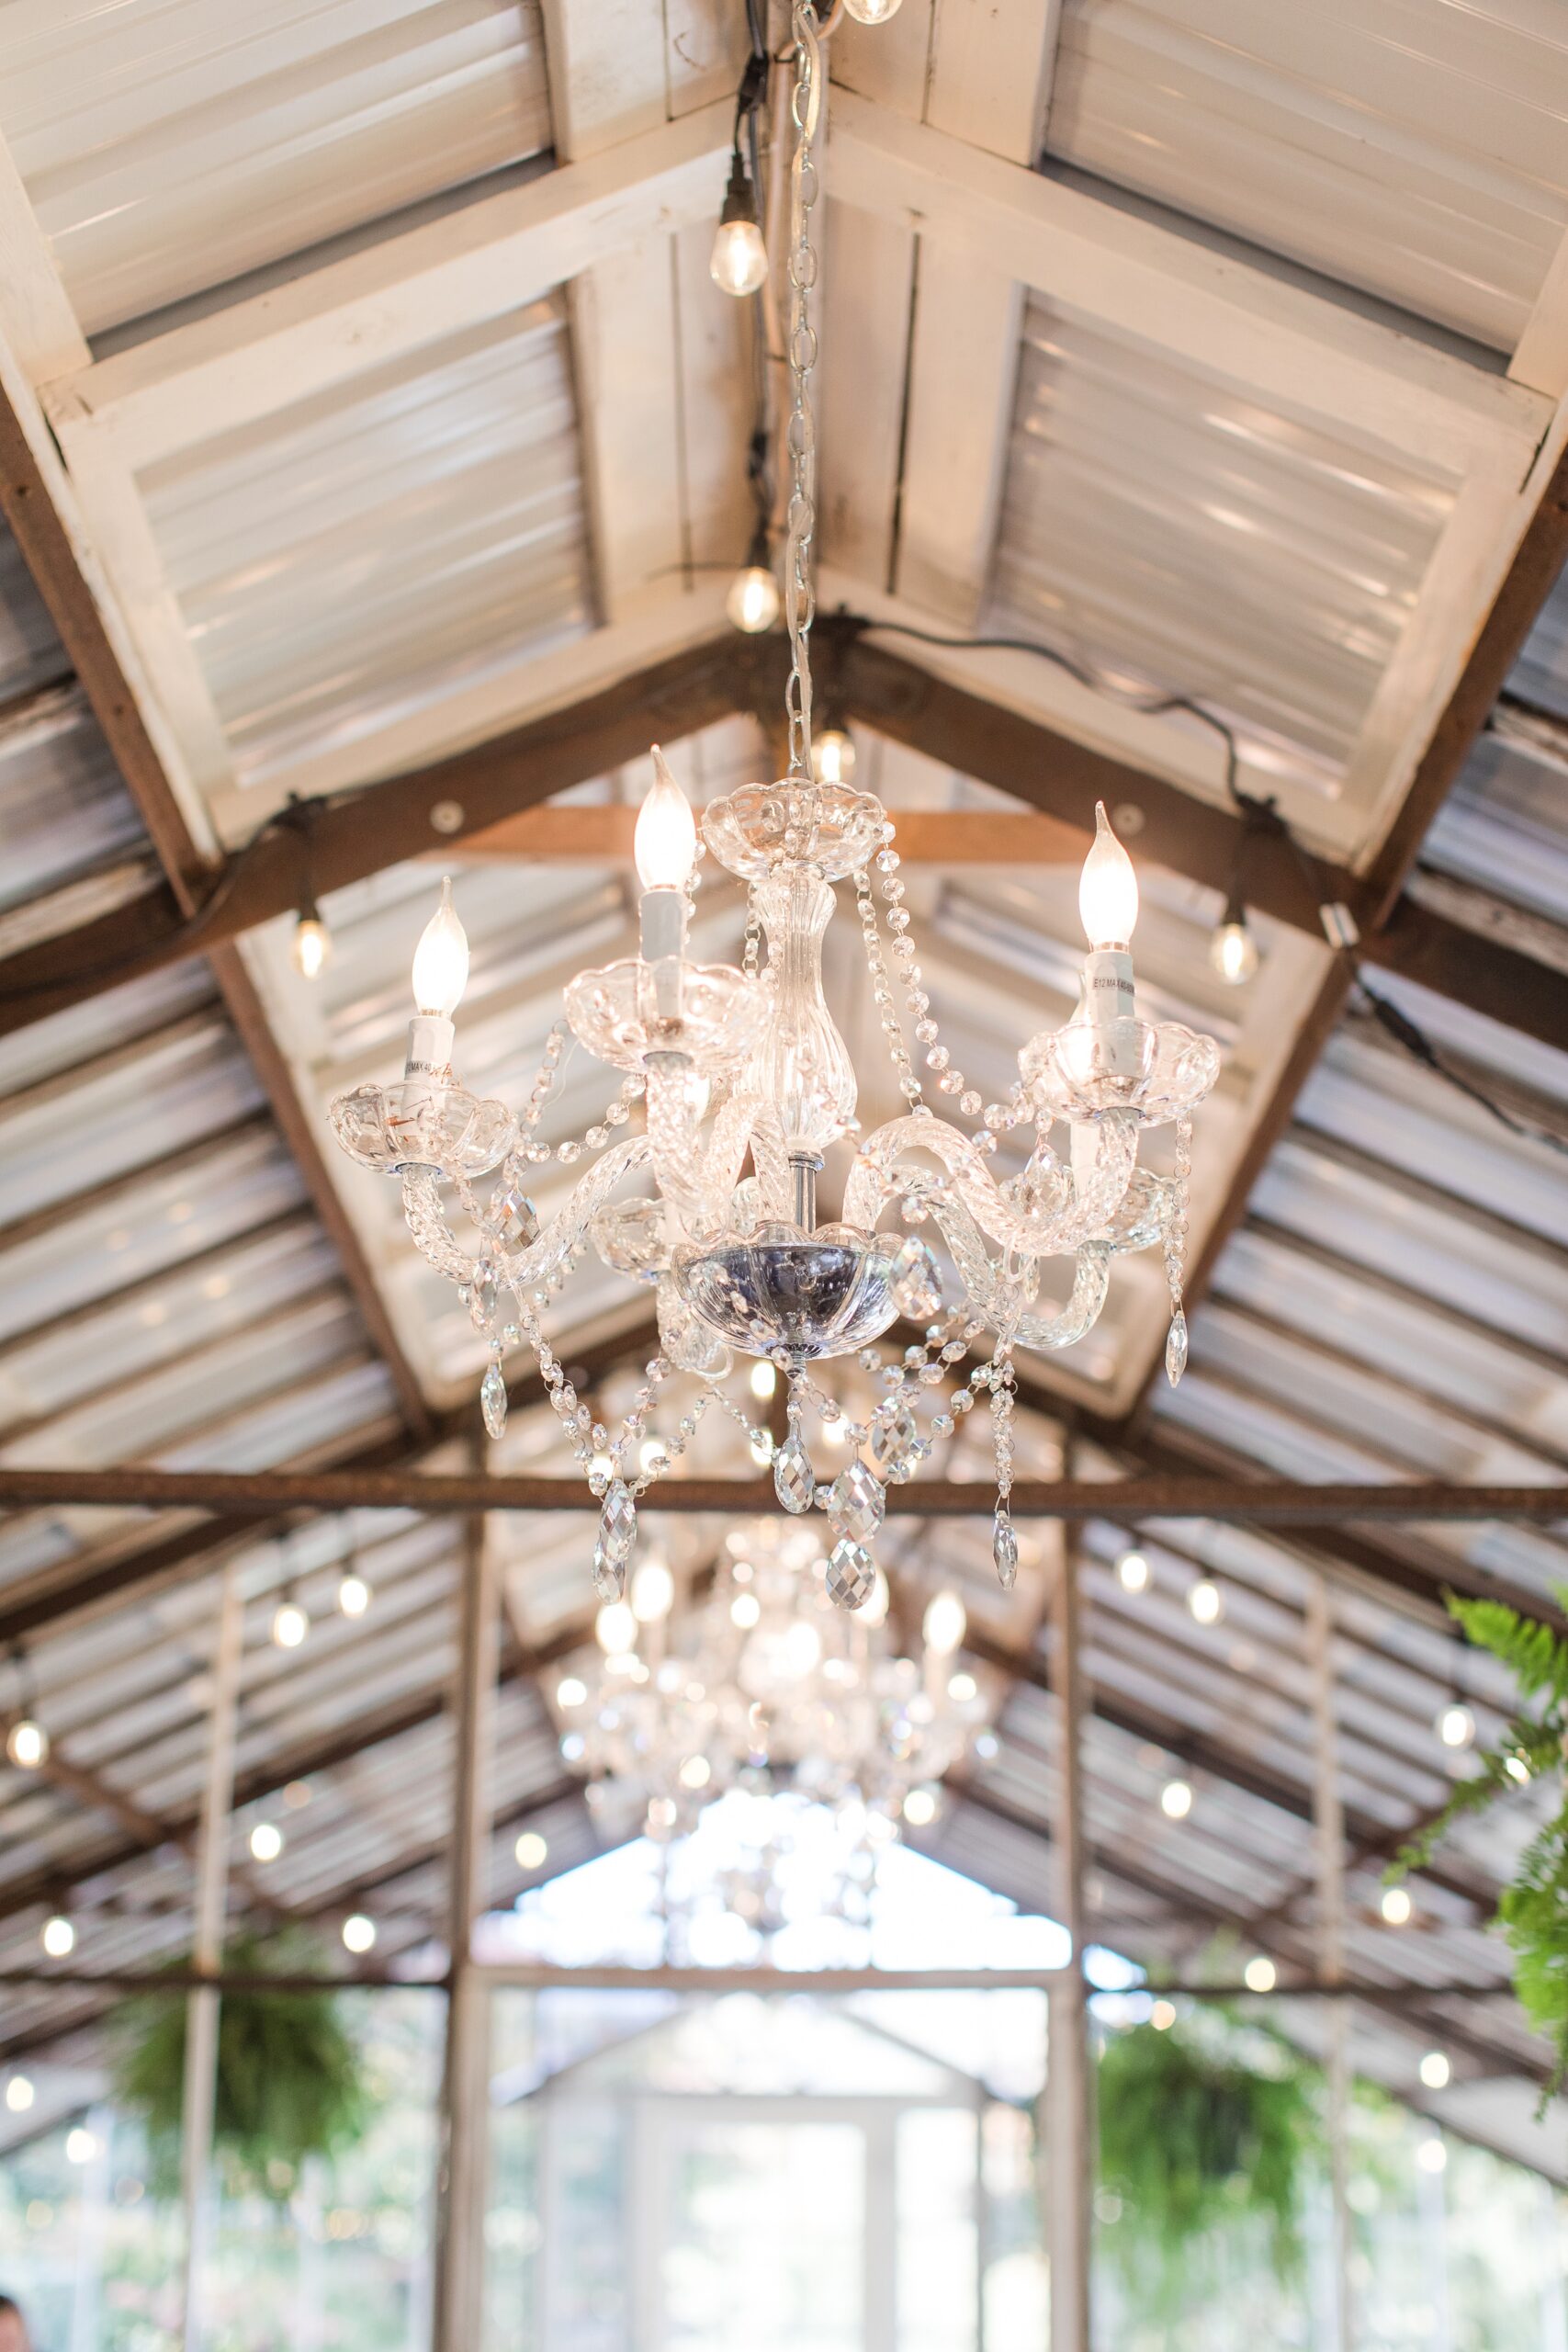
555 1520 984 1842
330 2 1219 1610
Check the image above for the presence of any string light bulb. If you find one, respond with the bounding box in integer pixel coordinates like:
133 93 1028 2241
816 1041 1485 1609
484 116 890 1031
1115 1548 1149 1594
630 1557 675 1623
810 725 856 786
1078 801 1140 949
291 899 332 981
337 1570 371 1618
710 155 768 298
6 1718 47 1770
922 1589 967 1656
728 544 780 635
271 1598 309 1650
1438 1703 1474 1749
844 0 903 18
342 1914 377 1953
1209 897 1258 986
412 876 469 1019
41 1915 75 1958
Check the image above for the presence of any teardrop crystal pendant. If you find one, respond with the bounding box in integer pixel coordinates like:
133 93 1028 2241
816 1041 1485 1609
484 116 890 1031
491 1180 539 1250
774 1430 816 1514
992 1505 1018 1590
1165 1309 1189 1386
872 1403 917 1480
480 1360 508 1441
592 1480 637 1598
826 1539 875 1611
828 1460 885 1545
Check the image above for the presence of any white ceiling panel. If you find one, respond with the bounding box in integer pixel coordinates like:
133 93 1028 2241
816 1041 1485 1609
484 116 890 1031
987 295 1455 798
1 0 552 336
1046 0 1568 352
139 295 593 794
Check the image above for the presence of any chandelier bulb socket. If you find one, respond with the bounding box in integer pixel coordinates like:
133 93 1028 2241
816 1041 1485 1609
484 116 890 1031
404 1013 456 1084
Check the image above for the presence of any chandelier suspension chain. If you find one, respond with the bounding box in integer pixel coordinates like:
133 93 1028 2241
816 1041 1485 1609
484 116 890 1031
783 0 822 782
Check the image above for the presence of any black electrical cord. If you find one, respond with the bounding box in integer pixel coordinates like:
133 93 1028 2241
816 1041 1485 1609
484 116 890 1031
836 609 1568 1161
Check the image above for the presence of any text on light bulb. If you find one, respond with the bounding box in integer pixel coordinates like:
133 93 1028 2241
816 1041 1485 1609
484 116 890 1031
636 749 698 892
412 876 469 1018
1078 801 1140 948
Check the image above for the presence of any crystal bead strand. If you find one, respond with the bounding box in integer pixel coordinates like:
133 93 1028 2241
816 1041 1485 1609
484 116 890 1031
853 864 924 1108
1163 1113 1192 1385
990 1348 1019 1589
710 1383 775 1463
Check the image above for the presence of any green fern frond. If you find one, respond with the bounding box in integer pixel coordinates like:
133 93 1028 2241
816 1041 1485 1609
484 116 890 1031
1448 1595 1568 1711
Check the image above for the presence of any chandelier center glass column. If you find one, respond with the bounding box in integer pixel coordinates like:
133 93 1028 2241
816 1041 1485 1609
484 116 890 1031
329 0 1219 1610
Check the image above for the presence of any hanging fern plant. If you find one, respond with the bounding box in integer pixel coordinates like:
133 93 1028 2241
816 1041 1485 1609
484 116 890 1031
1392 1589 1568 2104
114 1933 370 2199
1096 2009 1319 2296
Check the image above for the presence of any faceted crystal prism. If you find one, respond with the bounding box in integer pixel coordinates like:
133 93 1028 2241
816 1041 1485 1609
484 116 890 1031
888 1235 942 1323
491 1181 539 1250
774 1431 816 1514
827 1460 885 1546
1165 1310 1189 1386
592 1480 637 1598
992 1506 1018 1590
826 1539 876 1611
872 1404 918 1482
480 1362 508 1441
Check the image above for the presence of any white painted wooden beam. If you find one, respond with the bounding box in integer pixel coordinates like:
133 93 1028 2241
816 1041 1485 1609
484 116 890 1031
0 134 87 383
537 0 668 159
42 102 736 475
925 0 1063 166
893 251 1020 626
825 89 1549 481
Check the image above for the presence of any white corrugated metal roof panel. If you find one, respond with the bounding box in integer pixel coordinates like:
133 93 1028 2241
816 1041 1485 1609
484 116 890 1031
1046 0 1568 352
141 295 593 796
987 296 1454 798
1 0 552 336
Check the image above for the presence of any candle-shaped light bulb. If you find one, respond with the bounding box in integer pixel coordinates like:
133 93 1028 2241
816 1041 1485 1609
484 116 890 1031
636 750 697 892
1078 802 1139 949
412 877 468 1018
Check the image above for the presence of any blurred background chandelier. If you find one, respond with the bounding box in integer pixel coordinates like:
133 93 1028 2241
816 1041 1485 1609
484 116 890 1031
555 1520 987 1845
330 2 1219 1612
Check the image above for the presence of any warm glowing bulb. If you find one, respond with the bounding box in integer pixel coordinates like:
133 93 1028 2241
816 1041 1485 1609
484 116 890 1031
730 1592 761 1629
65 2127 97 2164
1115 1548 1149 1594
412 876 469 1018
1244 1955 1276 1993
1160 1778 1192 1820
810 727 857 786
291 912 331 981
750 1360 777 1400
1078 802 1139 948
514 1831 548 1870
1210 916 1258 986
922 1589 966 1656
1188 1578 1223 1625
1416 2138 1448 2175
902 1786 939 1827
6 1719 47 1770
41 1915 74 1957
679 1754 712 1790
5 2076 34 2113
844 0 903 17
727 564 780 634
1149 1998 1177 2030
711 215 768 298
1438 1704 1474 1749
635 749 697 892
342 1914 377 1953
1381 1886 1412 1926
595 1600 637 1654
250 1822 284 1862
1419 2050 1451 2089
272 1600 309 1650
631 1558 674 1623
337 1572 371 1618
948 1671 977 1703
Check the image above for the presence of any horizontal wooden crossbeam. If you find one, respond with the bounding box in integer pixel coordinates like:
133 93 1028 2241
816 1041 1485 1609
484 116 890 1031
4 1465 1563 1522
